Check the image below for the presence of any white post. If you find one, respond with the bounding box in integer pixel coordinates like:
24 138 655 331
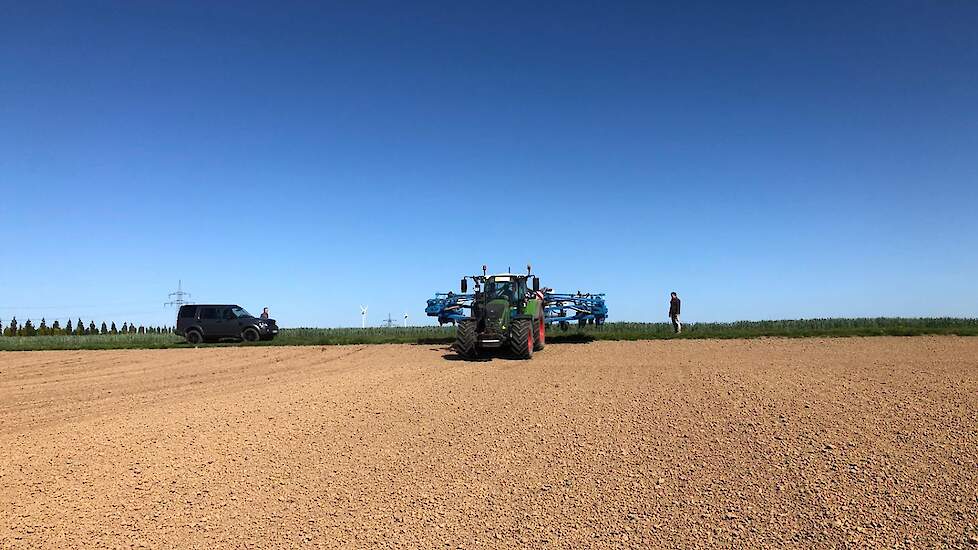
403 313 408 328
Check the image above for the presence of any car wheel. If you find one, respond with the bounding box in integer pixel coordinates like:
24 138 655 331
186 330 203 345
242 327 260 342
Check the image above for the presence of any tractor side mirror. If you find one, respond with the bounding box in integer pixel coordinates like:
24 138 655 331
461 278 468 293
532 277 540 292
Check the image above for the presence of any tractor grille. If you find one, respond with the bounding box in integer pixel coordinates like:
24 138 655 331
486 301 506 321
484 301 507 333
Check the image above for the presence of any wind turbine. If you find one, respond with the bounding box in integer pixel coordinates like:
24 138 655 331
403 313 408 328
360 305 368 328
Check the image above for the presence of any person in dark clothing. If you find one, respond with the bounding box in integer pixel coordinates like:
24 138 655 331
260 307 270 320
668 292 681 334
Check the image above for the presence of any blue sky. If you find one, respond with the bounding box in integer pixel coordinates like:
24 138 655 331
1 1 976 328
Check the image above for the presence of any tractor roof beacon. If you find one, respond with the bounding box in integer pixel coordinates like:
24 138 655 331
425 265 608 360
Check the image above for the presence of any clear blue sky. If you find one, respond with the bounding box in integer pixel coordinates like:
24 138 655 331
2 1 976 328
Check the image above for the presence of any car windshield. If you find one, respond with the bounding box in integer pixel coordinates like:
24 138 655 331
232 307 252 318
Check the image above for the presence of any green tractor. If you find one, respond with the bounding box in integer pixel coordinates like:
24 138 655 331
454 266 546 360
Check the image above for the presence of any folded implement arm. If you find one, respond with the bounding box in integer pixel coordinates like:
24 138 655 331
426 291 607 326
425 293 475 325
543 292 608 325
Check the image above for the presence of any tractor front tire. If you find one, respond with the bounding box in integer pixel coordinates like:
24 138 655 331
455 320 477 359
509 319 534 360
533 317 546 351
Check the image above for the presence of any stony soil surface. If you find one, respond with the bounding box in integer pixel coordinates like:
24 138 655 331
1 337 977 548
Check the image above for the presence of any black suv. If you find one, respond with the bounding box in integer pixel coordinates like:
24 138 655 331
176 304 278 344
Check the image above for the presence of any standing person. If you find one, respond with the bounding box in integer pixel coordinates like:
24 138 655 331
668 292 681 334
260 307 270 320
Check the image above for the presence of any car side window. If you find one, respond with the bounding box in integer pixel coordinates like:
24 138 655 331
222 308 235 320
200 307 218 320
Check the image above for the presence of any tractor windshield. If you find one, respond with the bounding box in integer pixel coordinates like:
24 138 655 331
487 281 514 301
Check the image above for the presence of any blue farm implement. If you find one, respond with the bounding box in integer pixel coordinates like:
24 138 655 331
542 293 608 330
426 291 607 329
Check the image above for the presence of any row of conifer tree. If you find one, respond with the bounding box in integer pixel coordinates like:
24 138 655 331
2 317 175 337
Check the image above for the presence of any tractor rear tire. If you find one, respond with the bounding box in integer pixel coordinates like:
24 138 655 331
509 319 533 360
455 320 477 359
533 317 546 351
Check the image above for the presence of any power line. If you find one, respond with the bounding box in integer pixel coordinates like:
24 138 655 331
164 280 192 308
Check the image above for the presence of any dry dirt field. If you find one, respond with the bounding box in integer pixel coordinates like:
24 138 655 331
1 337 977 549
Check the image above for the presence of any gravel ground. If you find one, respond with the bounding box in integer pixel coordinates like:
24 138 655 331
1 337 977 548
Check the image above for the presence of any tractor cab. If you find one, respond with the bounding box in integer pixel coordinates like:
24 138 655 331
471 275 526 337
485 275 526 304
464 272 538 303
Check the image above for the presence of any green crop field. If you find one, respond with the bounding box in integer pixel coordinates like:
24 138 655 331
0 318 975 352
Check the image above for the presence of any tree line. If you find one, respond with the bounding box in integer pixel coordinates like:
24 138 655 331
2 317 175 337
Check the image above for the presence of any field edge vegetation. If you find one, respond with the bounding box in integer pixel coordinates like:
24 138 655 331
0 318 975 351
